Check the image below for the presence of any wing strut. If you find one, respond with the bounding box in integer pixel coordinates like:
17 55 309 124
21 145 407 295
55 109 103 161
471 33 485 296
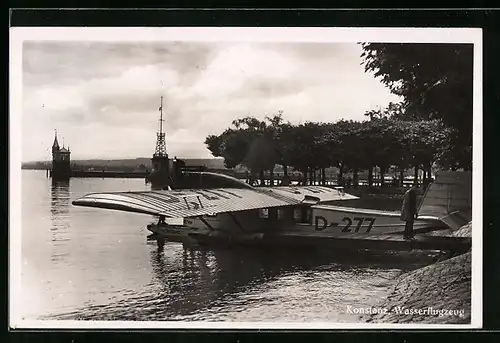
229 213 246 232
198 217 214 231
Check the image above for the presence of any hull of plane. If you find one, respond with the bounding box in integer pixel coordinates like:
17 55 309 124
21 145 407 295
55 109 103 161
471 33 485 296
309 205 446 235
147 204 448 247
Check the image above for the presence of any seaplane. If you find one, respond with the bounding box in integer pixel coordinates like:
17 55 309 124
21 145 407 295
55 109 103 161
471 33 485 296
72 167 472 253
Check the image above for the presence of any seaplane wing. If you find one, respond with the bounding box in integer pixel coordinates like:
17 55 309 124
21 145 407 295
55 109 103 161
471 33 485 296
259 185 359 203
72 186 358 218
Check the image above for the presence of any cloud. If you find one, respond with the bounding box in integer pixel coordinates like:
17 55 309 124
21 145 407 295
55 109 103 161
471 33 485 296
21 41 401 162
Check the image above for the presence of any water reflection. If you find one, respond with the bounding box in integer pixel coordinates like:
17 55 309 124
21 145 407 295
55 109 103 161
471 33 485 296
49 179 70 262
146 247 219 318
49 241 438 321
146 246 438 320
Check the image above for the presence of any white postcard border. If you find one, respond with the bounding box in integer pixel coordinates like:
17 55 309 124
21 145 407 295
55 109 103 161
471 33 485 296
9 26 483 330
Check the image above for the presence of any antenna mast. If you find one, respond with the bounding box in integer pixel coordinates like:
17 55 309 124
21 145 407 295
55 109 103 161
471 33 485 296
154 96 167 157
159 96 164 134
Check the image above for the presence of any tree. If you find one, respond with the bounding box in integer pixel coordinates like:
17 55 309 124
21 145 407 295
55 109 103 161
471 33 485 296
356 119 402 187
407 120 456 173
365 101 406 120
280 122 322 184
278 122 294 177
242 134 279 185
205 128 252 169
234 114 286 185
320 120 367 186
231 116 267 131
374 118 454 186
360 43 473 170
205 134 224 157
205 114 287 185
262 111 289 184
310 123 337 185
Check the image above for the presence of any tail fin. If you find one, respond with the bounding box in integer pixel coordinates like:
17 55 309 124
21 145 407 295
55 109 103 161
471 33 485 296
439 210 471 231
418 171 472 229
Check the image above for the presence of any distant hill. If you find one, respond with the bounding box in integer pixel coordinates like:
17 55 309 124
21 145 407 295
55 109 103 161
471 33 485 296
21 158 429 180
21 158 344 175
22 157 230 170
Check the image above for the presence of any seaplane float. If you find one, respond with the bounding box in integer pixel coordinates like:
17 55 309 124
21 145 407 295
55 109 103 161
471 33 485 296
72 170 472 253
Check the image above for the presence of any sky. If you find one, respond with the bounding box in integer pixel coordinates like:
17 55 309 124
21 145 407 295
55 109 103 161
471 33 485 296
22 40 401 162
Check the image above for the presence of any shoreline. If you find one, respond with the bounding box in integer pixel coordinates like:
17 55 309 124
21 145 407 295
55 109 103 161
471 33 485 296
362 222 472 324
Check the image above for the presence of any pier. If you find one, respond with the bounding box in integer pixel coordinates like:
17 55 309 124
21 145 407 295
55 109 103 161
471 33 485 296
176 230 471 255
264 232 472 254
69 170 148 178
46 168 149 179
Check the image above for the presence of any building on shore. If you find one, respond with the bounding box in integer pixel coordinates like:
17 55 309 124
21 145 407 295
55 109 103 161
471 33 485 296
50 130 71 180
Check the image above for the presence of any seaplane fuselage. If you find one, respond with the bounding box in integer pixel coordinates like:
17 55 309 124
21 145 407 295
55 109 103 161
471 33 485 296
147 202 446 244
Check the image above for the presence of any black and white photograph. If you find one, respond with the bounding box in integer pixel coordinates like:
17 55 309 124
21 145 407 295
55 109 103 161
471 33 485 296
9 27 482 329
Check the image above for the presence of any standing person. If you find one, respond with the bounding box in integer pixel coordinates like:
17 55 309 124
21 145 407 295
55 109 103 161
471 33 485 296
347 177 352 187
297 173 304 186
281 173 291 186
158 215 166 225
248 174 256 186
401 185 418 240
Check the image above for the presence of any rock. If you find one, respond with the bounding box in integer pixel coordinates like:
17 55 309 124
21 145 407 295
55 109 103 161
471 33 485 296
363 251 471 324
426 221 472 238
452 221 472 238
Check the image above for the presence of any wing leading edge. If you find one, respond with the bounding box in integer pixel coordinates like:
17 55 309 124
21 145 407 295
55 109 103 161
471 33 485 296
72 186 358 218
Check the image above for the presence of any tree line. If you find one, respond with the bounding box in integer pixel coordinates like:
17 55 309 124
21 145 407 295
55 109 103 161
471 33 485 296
204 111 461 187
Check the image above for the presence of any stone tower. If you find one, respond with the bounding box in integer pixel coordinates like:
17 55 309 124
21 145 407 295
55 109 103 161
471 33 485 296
51 130 71 180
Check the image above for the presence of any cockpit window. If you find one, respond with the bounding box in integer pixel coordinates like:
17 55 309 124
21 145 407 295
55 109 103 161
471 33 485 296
277 208 286 219
293 208 302 220
294 206 311 223
259 208 269 219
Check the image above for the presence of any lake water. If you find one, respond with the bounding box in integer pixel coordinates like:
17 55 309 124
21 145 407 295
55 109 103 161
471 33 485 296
18 170 437 324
